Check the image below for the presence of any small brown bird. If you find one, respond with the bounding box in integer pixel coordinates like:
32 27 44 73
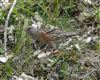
26 27 56 48
26 25 78 50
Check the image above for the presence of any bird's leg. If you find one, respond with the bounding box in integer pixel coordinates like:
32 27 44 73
32 40 39 50
41 44 49 52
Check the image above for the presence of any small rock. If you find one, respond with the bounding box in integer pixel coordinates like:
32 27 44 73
0 54 13 63
12 72 38 80
21 72 38 80
84 0 92 4
34 50 41 56
37 52 51 59
0 56 8 63
86 37 92 43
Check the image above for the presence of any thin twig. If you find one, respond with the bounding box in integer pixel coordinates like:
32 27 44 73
4 0 17 56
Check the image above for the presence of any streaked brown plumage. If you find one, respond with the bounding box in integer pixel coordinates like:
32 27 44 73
26 26 78 50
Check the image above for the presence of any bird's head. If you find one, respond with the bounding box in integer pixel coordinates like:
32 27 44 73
25 23 40 36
